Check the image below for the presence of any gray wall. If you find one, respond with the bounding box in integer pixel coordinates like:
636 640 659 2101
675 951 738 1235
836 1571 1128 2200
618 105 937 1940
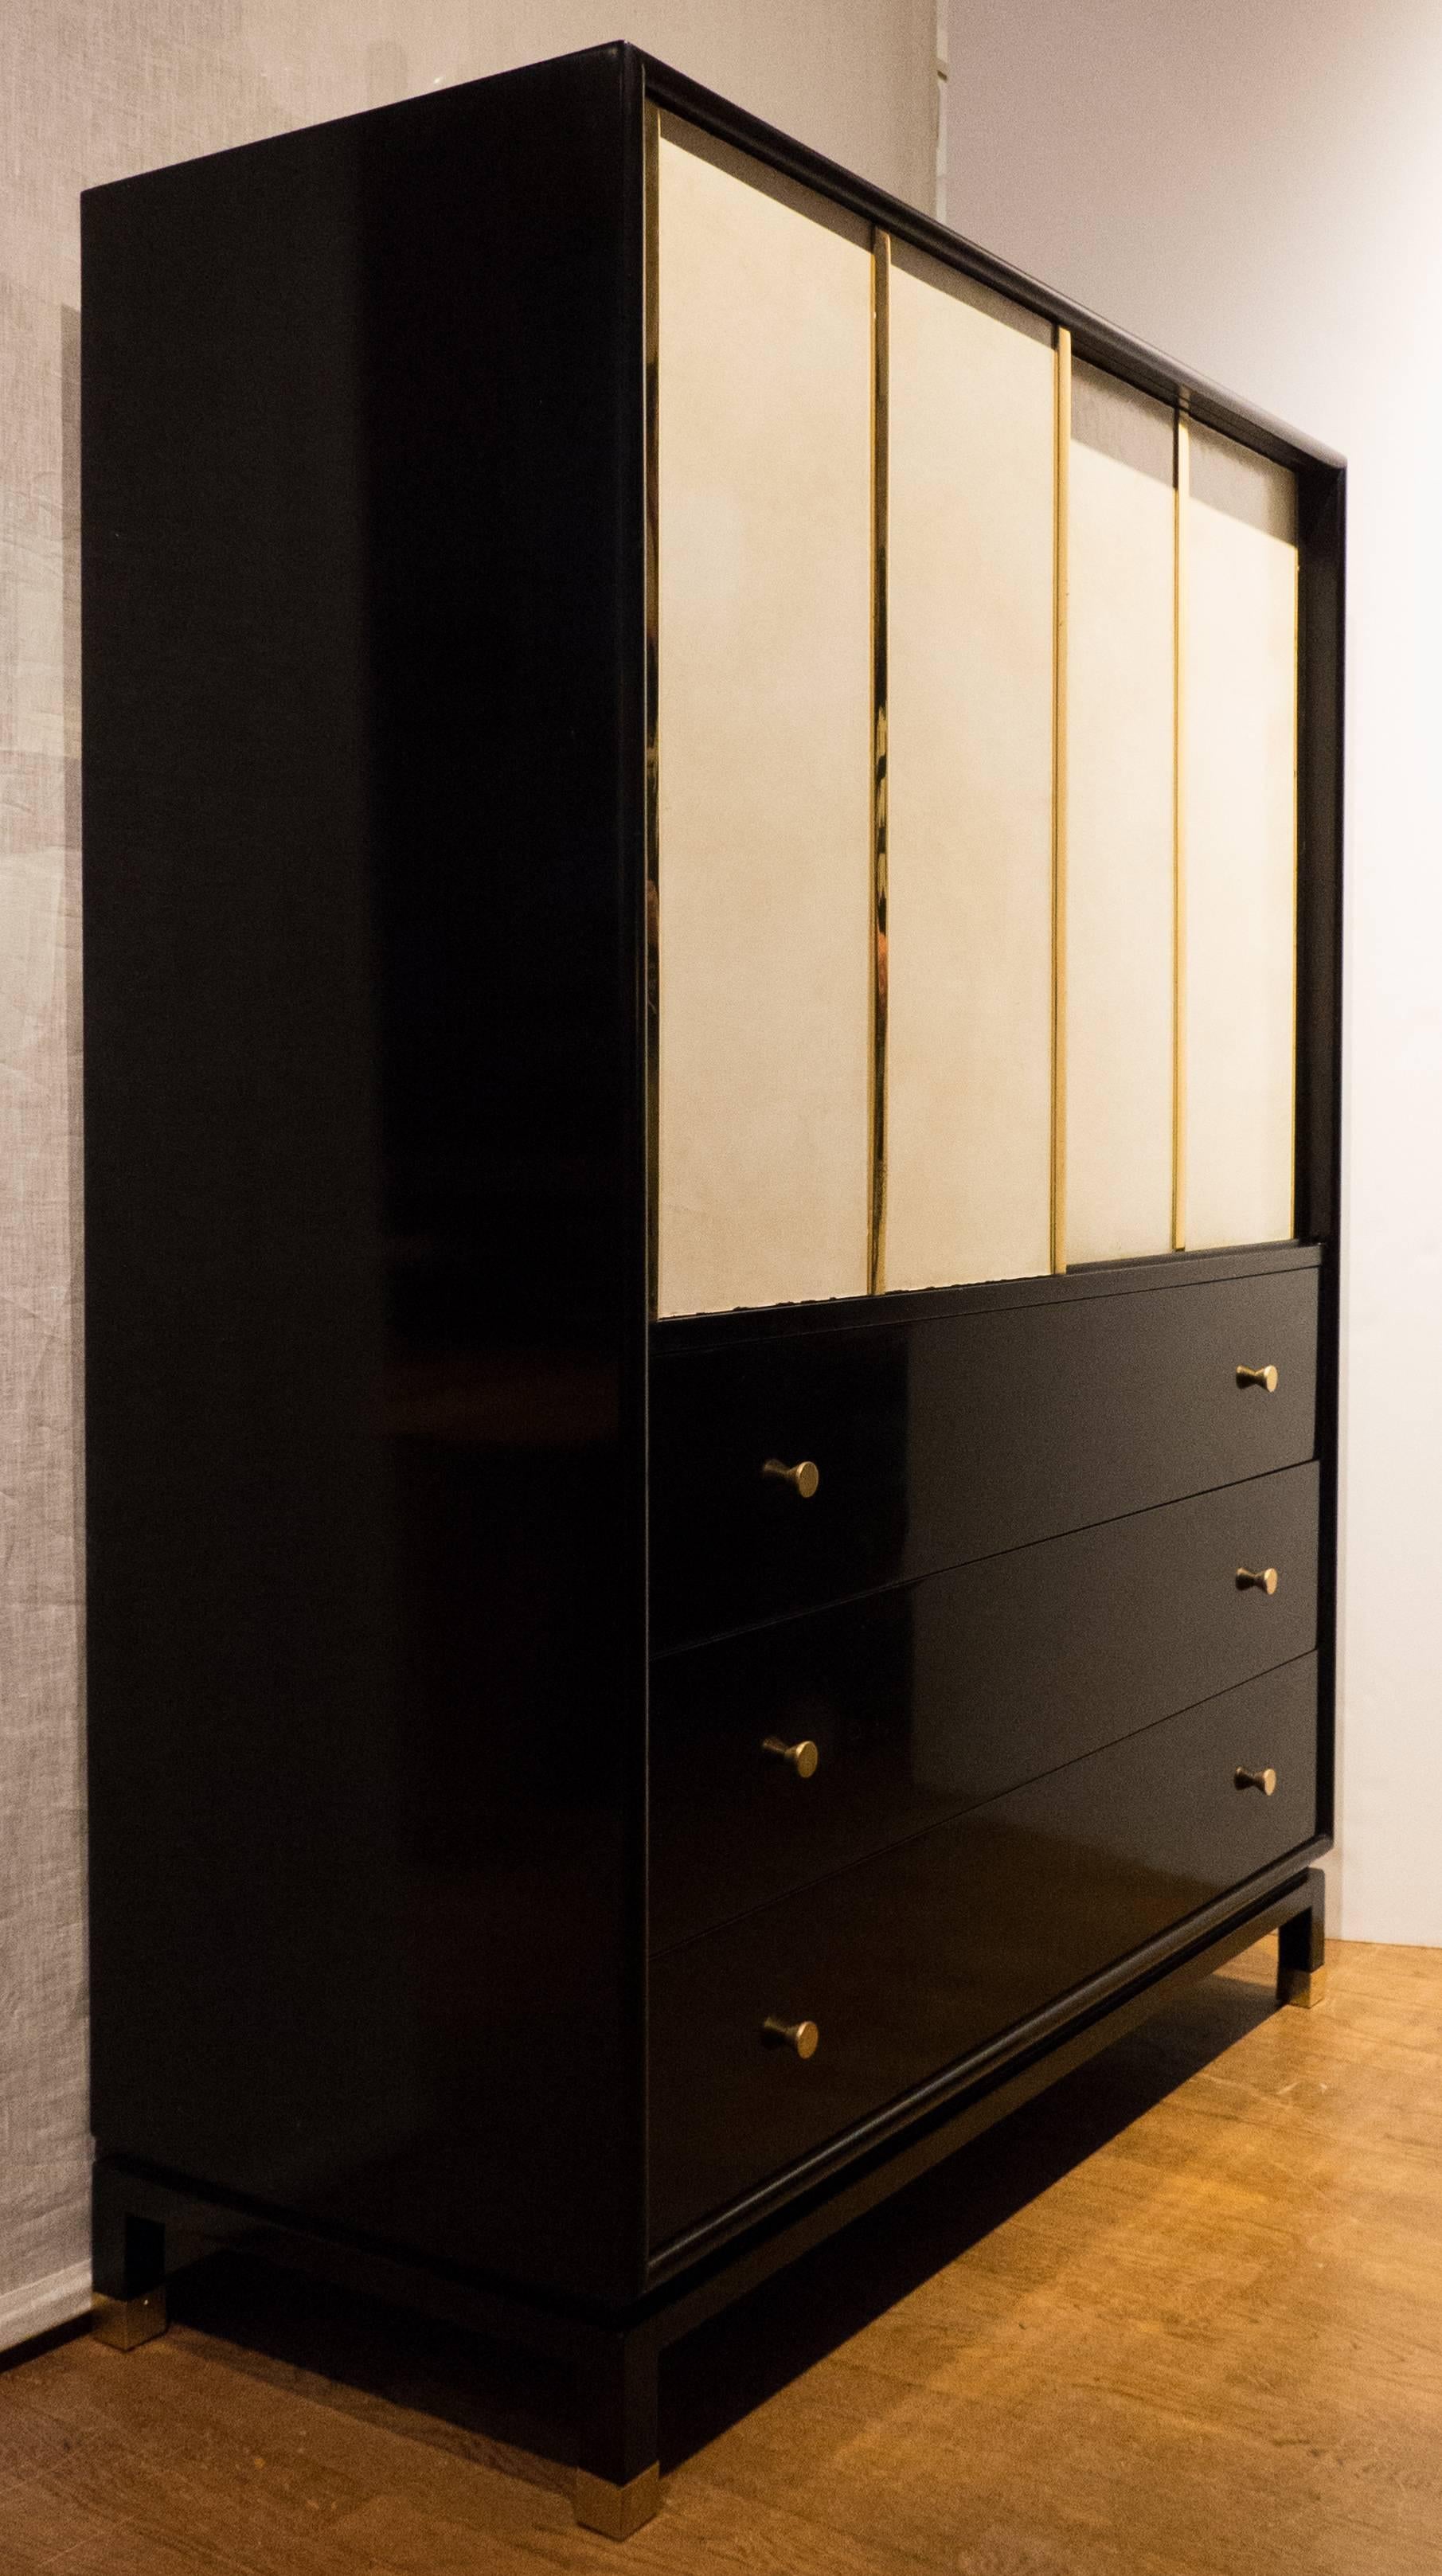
948 0 1442 1944
0 0 937 2352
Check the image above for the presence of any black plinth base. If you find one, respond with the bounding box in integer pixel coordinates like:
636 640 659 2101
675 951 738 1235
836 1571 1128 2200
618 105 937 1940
92 1866 1325 2539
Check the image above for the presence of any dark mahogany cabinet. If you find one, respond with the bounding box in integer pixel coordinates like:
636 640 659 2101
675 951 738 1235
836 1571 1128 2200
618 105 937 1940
82 44 1342 2539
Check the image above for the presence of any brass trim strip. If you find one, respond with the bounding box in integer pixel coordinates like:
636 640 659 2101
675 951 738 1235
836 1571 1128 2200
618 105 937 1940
644 104 662 1318
869 227 891 1297
1172 408 1189 1249
1050 325 1070 1274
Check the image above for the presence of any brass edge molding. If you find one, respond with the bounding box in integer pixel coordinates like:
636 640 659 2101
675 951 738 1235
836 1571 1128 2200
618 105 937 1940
1049 325 1070 1275
644 102 662 1318
869 226 891 1297
1172 408 1189 1250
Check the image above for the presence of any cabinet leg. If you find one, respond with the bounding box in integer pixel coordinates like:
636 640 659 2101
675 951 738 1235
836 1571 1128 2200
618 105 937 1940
92 2172 168 2351
574 2328 661 2539
1278 1867 1327 2009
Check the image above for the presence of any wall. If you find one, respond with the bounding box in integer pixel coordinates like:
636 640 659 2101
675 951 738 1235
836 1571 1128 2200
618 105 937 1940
0 0 936 2354
948 1 1442 1943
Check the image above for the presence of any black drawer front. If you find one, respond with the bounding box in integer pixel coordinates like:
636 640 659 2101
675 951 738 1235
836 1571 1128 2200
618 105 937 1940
651 1322 910 1652
651 1657 1317 2248
650 1265 1318 1650
651 1462 1319 1952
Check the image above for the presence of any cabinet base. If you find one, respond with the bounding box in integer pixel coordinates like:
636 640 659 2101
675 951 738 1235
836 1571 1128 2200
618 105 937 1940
92 2286 168 2351
89 1855 1327 2543
574 2465 662 2539
1276 1866 1327 2010
1278 1961 1327 2009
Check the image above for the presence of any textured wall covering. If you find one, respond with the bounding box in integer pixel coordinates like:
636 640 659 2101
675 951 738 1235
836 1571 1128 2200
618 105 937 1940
0 1 933 2350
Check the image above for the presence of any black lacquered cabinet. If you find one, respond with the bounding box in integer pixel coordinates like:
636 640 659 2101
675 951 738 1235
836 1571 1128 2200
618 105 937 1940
83 43 1342 2541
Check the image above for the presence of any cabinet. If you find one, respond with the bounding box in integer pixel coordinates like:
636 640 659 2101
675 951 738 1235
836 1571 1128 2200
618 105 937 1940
83 45 1342 2543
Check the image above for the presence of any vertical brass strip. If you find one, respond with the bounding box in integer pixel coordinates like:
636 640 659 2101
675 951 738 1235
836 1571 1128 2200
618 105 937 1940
1050 326 1071 1274
644 104 662 1317
1171 410 1189 1249
869 228 891 1296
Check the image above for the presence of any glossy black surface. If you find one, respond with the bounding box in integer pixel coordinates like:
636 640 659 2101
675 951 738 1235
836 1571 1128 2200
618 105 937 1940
651 1462 1319 1950
81 39 1342 2443
651 1656 1319 2246
651 1265 1319 1649
95 1851 1327 2415
84 45 650 2304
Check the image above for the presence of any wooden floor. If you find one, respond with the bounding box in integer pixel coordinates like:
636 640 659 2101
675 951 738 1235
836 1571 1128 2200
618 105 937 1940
4 1935 1440 2573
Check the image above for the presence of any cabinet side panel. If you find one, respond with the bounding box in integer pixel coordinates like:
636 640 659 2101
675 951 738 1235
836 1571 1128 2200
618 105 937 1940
1184 430 1299 1251
656 129 873 1319
83 56 647 2304
886 253 1055 1293
1065 370 1176 1264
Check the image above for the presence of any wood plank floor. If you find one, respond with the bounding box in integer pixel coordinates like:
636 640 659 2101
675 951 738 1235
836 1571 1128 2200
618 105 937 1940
4 1935 1439 2573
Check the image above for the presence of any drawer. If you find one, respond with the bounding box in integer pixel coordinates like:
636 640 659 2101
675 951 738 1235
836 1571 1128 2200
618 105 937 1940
651 1462 1319 1950
650 1322 911 1652
650 1262 1318 1650
651 1655 1318 2247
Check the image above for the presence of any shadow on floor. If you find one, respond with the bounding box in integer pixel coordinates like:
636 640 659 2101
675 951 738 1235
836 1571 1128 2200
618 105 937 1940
163 1963 1279 2482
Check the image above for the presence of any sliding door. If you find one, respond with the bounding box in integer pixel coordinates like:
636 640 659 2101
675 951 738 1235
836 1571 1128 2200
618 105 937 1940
655 129 873 1319
1182 427 1298 1249
653 126 1299 1316
885 252 1057 1293
1064 365 1177 1265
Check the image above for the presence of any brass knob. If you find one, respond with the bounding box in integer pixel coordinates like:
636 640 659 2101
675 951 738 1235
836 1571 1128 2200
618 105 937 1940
1237 1566 1279 1594
763 1457 819 1499
763 1735 819 1779
762 2015 819 2059
1236 1766 1277 1796
1237 1364 1279 1393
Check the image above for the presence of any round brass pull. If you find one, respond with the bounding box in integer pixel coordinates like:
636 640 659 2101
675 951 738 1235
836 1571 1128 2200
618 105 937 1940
1236 1766 1278 1796
763 1735 819 1779
762 2015 819 2059
1237 1566 1279 1595
1237 1364 1279 1393
762 1457 819 1499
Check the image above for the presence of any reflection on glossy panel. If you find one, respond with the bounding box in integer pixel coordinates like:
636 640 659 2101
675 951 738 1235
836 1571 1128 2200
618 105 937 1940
1065 367 1176 1264
656 128 873 1318
885 252 1056 1293
651 1460 1319 1950
1184 426 1298 1250
651 1657 1319 2244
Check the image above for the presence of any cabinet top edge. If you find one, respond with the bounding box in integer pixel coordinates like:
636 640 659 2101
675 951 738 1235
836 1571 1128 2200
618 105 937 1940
79 39 637 213
638 51 1345 483
652 1243 1325 1355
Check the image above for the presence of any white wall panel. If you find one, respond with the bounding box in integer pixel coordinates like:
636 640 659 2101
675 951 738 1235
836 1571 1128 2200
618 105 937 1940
944 0 1442 1942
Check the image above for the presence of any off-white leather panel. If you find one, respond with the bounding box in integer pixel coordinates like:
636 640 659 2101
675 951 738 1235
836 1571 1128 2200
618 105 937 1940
885 262 1055 1292
1184 448 1298 1251
1065 427 1175 1264
656 134 873 1318
1190 417 1299 541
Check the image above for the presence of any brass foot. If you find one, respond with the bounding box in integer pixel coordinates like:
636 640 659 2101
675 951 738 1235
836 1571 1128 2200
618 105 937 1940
1278 1962 1327 2010
574 2463 662 2539
92 2285 168 2351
